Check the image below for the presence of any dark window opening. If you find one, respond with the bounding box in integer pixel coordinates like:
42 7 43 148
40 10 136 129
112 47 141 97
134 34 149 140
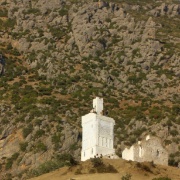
156 150 159 157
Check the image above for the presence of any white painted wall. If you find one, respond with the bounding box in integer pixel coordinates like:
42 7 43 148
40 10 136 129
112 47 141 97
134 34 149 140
146 135 150 140
122 136 168 166
81 113 97 161
93 97 103 115
81 97 115 161
122 146 134 161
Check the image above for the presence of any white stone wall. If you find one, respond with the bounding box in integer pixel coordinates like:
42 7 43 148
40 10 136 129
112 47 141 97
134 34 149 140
122 135 168 166
81 113 97 161
97 115 114 151
96 146 115 156
122 146 134 161
81 106 115 161
93 97 103 115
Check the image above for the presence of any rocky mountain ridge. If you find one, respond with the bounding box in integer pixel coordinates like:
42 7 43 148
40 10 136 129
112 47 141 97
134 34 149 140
0 0 179 179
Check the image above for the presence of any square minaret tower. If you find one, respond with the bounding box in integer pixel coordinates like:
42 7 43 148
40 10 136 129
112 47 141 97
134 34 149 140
81 97 115 161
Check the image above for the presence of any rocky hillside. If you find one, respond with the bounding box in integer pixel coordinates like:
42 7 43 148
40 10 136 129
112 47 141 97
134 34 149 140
0 0 179 179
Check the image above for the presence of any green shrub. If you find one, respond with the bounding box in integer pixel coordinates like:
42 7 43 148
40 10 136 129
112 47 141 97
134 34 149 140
168 153 179 167
34 129 45 139
105 18 111 22
75 168 82 174
28 161 59 177
69 143 78 151
164 140 172 145
121 173 132 180
35 141 47 152
170 129 178 137
38 86 52 96
24 8 41 15
52 133 61 144
4 18 16 29
4 173 12 180
5 153 19 170
23 124 33 138
1 117 9 124
5 160 13 170
172 105 180 116
59 8 68 16
136 162 152 173
49 27 66 40
11 153 19 161
27 154 77 178
132 48 142 58
11 48 21 56
0 9 8 17
90 158 117 173
91 158 104 168
20 142 28 152
56 153 77 166
106 164 118 173
89 168 96 174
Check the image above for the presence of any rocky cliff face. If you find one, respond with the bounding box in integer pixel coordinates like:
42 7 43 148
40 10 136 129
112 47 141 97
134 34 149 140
0 0 179 179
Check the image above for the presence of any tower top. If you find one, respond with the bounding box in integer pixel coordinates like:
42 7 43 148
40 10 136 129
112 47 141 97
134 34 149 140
93 97 103 115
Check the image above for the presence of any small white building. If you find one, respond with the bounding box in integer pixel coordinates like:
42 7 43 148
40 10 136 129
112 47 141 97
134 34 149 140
81 97 115 161
122 135 168 166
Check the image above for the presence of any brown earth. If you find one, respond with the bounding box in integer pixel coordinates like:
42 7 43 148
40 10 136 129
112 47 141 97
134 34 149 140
29 159 180 180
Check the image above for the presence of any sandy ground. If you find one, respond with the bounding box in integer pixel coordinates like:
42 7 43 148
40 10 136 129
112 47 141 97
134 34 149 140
29 159 180 180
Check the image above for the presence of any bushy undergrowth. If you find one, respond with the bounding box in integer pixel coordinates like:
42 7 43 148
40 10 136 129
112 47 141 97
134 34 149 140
90 158 118 173
152 177 171 180
136 162 153 173
121 173 132 180
26 153 77 178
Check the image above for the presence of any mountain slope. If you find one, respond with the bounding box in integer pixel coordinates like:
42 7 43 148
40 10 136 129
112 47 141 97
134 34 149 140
0 0 179 179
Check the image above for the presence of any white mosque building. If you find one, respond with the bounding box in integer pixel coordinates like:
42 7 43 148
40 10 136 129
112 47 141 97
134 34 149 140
81 97 168 165
81 97 116 161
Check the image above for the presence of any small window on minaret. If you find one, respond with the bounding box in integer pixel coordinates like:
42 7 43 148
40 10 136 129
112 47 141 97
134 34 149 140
157 150 159 157
84 152 85 157
92 148 93 154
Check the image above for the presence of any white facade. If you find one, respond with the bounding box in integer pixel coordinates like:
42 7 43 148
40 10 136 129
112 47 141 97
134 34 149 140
122 146 134 161
93 97 103 115
81 97 115 161
122 135 168 166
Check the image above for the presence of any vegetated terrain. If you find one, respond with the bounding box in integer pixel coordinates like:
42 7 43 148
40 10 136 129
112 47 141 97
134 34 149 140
0 0 179 179
30 158 180 180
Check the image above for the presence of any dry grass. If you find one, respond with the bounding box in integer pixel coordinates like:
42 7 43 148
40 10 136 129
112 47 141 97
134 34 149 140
29 158 180 180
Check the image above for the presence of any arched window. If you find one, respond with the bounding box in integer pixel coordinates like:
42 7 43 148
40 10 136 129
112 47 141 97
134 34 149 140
92 148 93 154
84 152 85 157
